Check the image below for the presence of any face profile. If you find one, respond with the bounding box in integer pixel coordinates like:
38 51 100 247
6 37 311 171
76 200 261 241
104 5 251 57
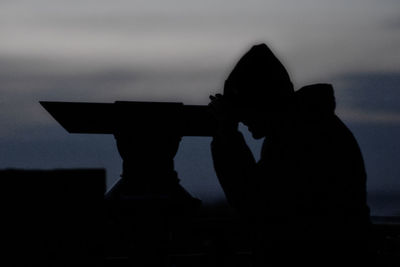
237 108 268 139
216 43 295 141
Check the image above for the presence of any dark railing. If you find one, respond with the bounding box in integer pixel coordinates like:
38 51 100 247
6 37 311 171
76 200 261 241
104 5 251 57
105 209 400 267
2 168 398 266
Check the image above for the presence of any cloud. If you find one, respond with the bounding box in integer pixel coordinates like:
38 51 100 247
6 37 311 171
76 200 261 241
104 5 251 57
329 72 400 125
338 109 400 125
335 72 400 111
2 0 399 84
384 16 400 29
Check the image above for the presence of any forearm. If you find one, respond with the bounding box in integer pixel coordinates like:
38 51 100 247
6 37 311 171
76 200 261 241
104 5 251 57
211 131 257 209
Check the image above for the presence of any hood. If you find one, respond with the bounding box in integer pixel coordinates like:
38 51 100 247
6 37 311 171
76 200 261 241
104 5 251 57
294 83 336 116
224 43 294 109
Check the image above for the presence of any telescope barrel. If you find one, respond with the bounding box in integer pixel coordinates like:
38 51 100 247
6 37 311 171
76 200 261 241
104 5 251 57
40 101 217 137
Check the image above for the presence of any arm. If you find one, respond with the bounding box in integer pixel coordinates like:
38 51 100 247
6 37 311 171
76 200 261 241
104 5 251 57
211 131 257 212
209 94 258 213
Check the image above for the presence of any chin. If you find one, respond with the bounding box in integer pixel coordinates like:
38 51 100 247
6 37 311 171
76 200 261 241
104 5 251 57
251 131 265 139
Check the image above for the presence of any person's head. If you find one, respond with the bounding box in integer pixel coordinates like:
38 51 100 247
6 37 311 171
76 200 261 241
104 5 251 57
224 43 294 138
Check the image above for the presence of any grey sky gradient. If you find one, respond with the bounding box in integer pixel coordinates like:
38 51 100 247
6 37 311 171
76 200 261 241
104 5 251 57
1 0 399 215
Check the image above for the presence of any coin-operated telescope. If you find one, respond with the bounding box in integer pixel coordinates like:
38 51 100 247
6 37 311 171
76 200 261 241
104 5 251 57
41 101 214 263
40 100 215 205
40 100 209 209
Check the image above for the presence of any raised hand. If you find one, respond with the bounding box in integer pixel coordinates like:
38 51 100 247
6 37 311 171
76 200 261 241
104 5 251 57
208 93 239 136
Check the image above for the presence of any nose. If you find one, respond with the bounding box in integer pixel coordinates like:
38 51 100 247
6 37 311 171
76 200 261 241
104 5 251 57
241 119 249 126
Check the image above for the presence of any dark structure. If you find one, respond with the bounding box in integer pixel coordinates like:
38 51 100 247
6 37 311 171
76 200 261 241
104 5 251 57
2 169 105 266
105 122 203 266
41 100 215 265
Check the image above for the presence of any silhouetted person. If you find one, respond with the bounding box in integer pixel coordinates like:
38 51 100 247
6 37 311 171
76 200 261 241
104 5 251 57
209 44 371 266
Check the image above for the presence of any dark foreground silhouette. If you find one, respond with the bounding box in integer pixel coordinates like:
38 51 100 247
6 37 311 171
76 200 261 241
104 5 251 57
34 43 400 266
2 169 104 266
209 44 372 266
105 128 202 266
2 170 399 266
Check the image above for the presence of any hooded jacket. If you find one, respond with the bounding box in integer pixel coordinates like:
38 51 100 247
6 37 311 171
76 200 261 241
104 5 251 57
211 83 370 240
224 43 294 110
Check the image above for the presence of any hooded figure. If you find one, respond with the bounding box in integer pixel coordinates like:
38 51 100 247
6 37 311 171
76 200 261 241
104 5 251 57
209 44 371 266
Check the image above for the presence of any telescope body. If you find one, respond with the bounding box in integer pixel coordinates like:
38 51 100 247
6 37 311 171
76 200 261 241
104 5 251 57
40 101 217 136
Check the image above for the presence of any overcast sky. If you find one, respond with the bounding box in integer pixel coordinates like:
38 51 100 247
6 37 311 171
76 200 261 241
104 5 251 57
1 0 399 215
